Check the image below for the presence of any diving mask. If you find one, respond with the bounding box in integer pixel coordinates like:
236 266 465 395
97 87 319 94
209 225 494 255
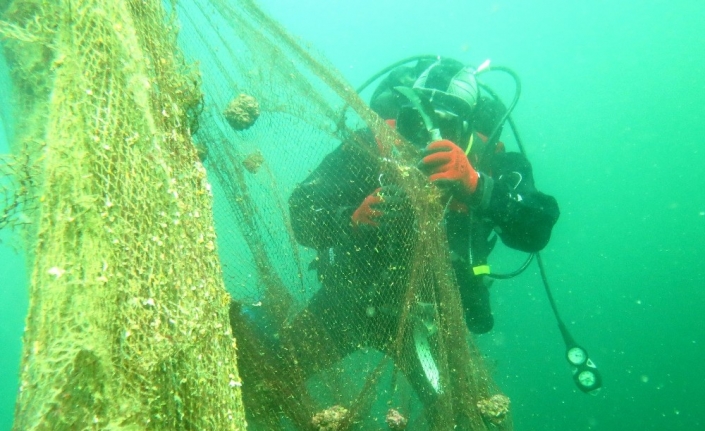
395 91 471 146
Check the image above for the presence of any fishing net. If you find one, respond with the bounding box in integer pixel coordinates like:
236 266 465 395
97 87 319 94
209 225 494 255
179 1 512 430
1 0 512 429
1 0 245 429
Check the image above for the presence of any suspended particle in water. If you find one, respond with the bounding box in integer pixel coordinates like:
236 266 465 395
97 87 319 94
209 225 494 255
224 93 260 131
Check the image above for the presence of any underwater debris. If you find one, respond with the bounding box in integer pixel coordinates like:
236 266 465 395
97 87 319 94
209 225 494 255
242 150 265 174
223 93 260 131
312 405 349 431
385 408 407 430
477 394 510 425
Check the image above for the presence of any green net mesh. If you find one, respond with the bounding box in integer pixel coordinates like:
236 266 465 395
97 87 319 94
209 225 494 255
2 0 513 429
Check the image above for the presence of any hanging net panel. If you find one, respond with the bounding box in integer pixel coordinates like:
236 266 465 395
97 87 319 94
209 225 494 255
1 0 245 429
1 0 512 430
178 1 513 430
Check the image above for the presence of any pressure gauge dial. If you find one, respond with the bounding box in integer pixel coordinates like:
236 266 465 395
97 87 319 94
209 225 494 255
577 370 597 389
567 346 587 366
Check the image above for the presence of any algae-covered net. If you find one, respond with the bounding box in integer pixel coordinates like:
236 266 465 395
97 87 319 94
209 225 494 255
1 0 245 429
1 0 511 430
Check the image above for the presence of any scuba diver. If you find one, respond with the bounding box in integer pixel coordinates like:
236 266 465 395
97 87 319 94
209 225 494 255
282 57 559 398
229 57 565 424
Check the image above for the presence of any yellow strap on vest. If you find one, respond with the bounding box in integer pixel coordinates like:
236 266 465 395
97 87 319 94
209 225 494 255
472 265 490 276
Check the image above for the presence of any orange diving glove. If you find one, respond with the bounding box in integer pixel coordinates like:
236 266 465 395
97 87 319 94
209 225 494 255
351 186 411 229
351 188 383 228
420 139 479 197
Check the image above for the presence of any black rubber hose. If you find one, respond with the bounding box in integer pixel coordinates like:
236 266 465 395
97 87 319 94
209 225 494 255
536 252 575 346
487 253 534 280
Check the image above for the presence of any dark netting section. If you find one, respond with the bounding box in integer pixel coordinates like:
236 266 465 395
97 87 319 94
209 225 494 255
181 1 512 430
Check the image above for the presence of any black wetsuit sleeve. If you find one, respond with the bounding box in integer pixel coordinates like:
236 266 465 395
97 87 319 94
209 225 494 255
289 140 379 250
483 152 559 252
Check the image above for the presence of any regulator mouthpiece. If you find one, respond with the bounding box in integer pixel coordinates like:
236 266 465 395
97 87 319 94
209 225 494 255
476 58 491 73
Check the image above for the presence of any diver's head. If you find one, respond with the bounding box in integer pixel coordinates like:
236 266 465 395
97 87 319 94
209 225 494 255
370 58 479 147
